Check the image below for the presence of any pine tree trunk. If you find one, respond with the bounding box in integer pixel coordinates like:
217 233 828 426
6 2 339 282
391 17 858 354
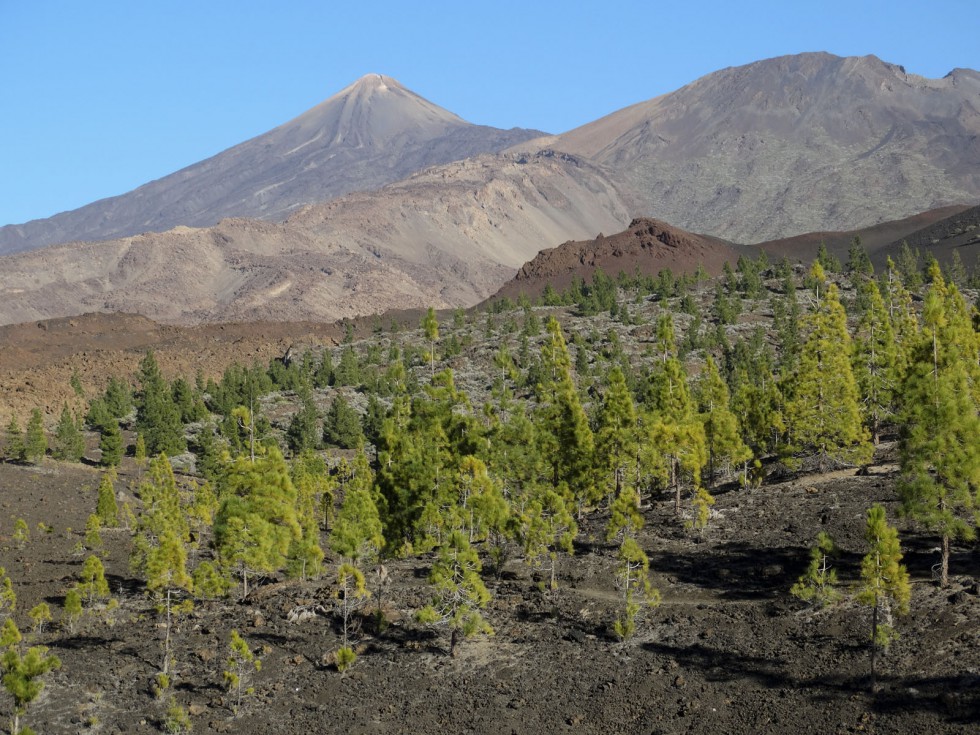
164 588 172 676
450 628 459 657
870 602 878 692
941 533 950 589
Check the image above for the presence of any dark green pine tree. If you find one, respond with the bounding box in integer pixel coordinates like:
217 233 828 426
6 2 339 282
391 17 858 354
286 397 320 455
898 267 980 588
323 393 364 449
135 351 185 456
52 403 85 462
4 416 25 463
98 420 124 468
783 283 872 470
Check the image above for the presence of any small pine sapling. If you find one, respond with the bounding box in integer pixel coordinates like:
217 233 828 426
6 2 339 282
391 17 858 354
84 514 103 551
0 568 16 618
790 532 840 608
857 505 910 691
223 630 260 713
685 487 716 535
334 563 369 672
78 556 110 605
0 622 61 735
163 696 192 734
27 605 51 637
11 520 29 549
613 536 661 640
62 589 83 635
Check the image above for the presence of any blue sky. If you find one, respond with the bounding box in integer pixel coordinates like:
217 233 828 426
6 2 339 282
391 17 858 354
1 0 978 226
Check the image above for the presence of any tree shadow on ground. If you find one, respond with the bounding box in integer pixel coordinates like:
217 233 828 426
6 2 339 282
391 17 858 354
645 640 978 723
647 542 811 600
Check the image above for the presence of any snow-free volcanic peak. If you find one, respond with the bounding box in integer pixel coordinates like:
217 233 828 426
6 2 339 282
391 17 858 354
0 74 542 254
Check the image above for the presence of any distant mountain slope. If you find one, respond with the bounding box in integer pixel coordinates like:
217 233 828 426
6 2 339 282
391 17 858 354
872 202 980 271
755 204 972 265
0 74 544 255
0 152 631 326
491 217 756 302
522 53 980 242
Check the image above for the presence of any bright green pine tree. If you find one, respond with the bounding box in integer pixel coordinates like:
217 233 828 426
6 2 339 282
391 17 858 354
145 529 193 680
416 530 492 657
330 450 384 563
98 420 124 467
880 257 920 378
77 555 110 604
613 536 661 640
422 307 440 378
783 283 872 470
518 485 576 590
534 318 596 511
857 505 910 690
696 356 751 487
24 409 47 465
643 315 706 514
852 281 900 444
898 268 980 587
135 351 185 456
214 447 302 598
286 455 326 581
95 470 119 528
52 403 85 462
594 365 639 506
223 630 261 711
4 417 25 463
1 623 61 735
790 531 840 608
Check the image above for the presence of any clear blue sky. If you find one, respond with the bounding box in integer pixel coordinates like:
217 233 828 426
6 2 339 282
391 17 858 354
1 0 978 226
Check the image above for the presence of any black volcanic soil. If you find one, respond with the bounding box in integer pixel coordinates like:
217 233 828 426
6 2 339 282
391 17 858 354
0 446 976 734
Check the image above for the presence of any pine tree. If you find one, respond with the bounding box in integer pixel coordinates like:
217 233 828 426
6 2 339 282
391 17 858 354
422 307 440 378
214 447 302 598
594 366 639 506
898 269 980 587
416 531 492 657
0 622 61 735
333 563 369 671
857 505 910 690
534 318 596 511
23 410 46 465
696 357 751 486
790 532 840 608
146 529 193 681
852 281 900 443
783 284 872 470
95 470 120 528
223 630 261 712
4 417 25 463
612 536 661 640
135 351 185 456
52 403 85 462
643 315 706 513
285 397 320 454
98 420 123 467
323 393 364 449
329 452 382 548
518 486 576 590
78 556 110 604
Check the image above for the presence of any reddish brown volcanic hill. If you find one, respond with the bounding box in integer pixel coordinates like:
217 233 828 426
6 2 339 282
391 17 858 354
492 217 755 301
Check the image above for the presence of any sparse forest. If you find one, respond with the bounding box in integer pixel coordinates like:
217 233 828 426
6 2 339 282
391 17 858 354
0 249 977 734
